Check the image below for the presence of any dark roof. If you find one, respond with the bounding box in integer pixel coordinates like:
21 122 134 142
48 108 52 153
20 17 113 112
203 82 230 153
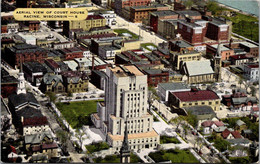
183 105 216 116
8 93 40 109
1 98 10 116
231 131 242 139
8 44 47 54
172 90 219 102
143 69 168 75
16 106 43 118
61 71 89 83
86 15 104 20
151 10 178 17
158 82 190 91
170 40 193 48
23 117 48 127
1 68 18 84
175 10 201 17
23 62 47 73
230 54 248 60
43 74 63 87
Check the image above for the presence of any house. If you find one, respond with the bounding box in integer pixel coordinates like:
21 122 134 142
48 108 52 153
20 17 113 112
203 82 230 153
181 60 215 84
213 126 227 137
222 129 234 139
226 138 250 147
61 71 89 93
222 129 242 139
40 74 65 93
24 132 58 159
241 129 253 139
235 119 247 132
201 120 214 134
201 120 225 134
157 82 190 102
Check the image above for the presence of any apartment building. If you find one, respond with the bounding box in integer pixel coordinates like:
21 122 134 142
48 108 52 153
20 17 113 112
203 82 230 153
91 65 159 151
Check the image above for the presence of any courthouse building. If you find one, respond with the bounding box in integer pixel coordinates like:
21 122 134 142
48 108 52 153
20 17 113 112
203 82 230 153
92 65 159 151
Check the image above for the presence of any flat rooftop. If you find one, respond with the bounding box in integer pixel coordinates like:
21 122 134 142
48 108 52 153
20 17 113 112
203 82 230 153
239 42 258 48
110 65 144 77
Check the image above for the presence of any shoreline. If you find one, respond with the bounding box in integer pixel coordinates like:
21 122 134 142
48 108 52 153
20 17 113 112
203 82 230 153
215 1 259 19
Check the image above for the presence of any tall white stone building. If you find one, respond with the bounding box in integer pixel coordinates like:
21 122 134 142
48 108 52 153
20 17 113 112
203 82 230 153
92 65 159 151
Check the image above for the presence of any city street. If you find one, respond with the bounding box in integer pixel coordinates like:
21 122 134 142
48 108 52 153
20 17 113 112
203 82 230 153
111 16 167 45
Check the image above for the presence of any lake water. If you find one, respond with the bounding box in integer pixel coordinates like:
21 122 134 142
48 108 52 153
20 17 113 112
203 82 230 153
216 0 259 16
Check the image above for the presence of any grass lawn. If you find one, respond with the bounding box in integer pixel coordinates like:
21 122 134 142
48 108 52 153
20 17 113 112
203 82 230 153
149 149 199 163
56 100 102 129
114 29 139 40
160 136 180 144
141 43 157 51
93 153 142 163
85 142 109 154
229 156 250 164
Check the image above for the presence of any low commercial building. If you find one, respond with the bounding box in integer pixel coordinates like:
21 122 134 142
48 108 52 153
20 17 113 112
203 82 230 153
243 63 259 82
168 88 221 111
63 15 106 37
171 50 201 70
169 40 194 53
23 62 47 86
1 68 18 98
98 45 121 60
143 69 169 87
58 47 84 60
206 43 234 61
4 44 48 68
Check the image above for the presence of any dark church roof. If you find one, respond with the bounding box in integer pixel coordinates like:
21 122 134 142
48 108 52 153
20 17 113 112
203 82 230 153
8 92 40 109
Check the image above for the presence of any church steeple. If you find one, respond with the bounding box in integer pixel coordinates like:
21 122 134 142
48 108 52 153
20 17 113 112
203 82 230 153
17 60 26 95
120 119 131 163
214 43 222 82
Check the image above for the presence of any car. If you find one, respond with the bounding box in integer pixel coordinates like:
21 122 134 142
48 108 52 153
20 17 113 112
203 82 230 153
76 97 81 99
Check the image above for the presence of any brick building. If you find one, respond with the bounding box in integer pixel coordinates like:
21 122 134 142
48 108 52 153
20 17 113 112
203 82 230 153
114 0 151 15
58 47 84 60
177 20 205 45
150 10 178 33
143 69 169 87
130 6 157 23
1 68 18 98
206 44 234 61
63 15 106 37
4 44 48 68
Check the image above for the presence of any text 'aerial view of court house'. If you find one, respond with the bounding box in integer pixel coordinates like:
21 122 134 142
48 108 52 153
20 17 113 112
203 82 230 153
1 0 259 163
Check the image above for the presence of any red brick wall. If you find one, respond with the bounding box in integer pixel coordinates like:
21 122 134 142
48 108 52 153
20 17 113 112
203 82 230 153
147 73 169 87
177 22 204 44
1 84 17 98
65 52 83 60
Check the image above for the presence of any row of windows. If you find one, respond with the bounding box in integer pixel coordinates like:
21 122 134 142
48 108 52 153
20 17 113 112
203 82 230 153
182 101 219 106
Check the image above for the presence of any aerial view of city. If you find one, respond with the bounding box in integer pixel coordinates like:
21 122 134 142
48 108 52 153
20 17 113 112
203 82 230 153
1 0 259 163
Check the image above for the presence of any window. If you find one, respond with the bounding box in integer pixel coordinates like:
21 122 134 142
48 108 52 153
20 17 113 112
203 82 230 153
216 101 219 104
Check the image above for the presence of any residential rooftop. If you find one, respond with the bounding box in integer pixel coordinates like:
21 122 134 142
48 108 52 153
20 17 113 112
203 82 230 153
151 10 178 17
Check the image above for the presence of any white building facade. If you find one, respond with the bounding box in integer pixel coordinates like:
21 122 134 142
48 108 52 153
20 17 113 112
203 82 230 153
92 65 159 151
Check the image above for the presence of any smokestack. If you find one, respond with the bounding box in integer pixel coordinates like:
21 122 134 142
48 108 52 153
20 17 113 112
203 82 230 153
92 55 95 70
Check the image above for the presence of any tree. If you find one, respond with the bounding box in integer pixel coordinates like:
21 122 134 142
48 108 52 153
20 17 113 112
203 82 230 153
170 116 184 132
56 130 70 151
46 91 57 102
206 0 219 15
182 124 189 139
75 129 85 152
214 137 231 152
1 116 11 132
238 77 243 89
250 86 256 96
185 111 198 129
183 0 194 9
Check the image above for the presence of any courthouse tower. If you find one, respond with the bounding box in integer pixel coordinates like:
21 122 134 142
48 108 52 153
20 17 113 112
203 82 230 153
92 65 159 151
